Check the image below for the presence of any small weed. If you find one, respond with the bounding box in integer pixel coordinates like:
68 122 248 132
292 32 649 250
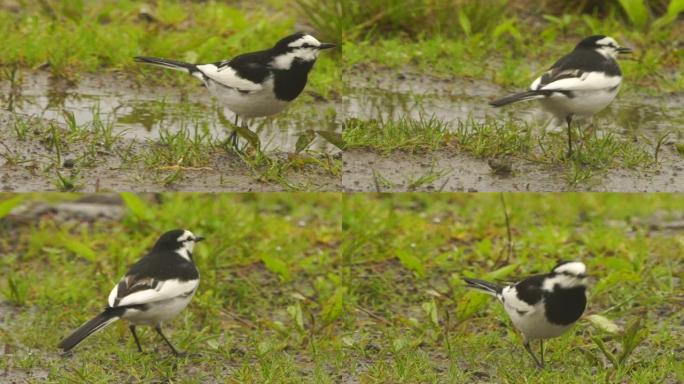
12 119 31 140
654 131 672 163
52 170 81 191
91 104 124 150
586 317 649 381
675 142 684 157
0 141 28 165
371 168 397 192
142 123 214 169
406 167 451 191
2 271 29 306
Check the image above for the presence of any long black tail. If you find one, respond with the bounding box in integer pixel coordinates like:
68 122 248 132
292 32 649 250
463 277 503 297
489 90 549 107
58 307 125 352
134 56 198 74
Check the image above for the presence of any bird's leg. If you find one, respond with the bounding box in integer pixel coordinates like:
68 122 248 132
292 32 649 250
230 115 239 149
154 324 184 357
566 114 573 158
129 325 143 353
215 106 240 152
539 339 545 369
523 340 543 369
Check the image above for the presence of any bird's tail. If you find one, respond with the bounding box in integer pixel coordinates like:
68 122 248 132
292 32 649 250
463 278 503 297
489 90 549 107
134 56 198 74
57 307 125 352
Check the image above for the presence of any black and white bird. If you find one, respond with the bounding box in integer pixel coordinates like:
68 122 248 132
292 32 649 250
490 35 632 156
58 229 204 356
464 261 588 368
134 33 336 149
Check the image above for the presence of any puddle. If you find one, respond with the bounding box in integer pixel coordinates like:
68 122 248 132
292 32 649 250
0 71 341 154
0 72 341 192
342 68 684 192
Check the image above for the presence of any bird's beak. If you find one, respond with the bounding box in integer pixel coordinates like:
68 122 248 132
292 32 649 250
194 236 205 242
318 43 336 50
617 47 633 54
577 273 588 278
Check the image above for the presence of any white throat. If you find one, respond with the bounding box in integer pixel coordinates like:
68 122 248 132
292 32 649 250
176 247 192 261
595 46 618 60
270 49 318 70
542 274 586 291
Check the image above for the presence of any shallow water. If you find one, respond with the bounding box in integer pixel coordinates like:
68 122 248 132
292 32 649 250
0 71 341 154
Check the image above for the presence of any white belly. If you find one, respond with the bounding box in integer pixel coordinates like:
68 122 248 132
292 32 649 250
505 302 573 341
122 292 195 325
539 86 619 119
207 78 289 118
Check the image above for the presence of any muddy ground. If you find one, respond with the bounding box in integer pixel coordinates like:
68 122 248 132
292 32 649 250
0 71 341 192
342 69 684 192
343 149 684 192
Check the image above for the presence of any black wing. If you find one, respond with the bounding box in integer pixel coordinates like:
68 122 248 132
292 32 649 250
513 274 546 305
216 50 271 85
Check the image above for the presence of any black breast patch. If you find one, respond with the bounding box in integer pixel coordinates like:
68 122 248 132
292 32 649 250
272 60 314 101
544 286 586 325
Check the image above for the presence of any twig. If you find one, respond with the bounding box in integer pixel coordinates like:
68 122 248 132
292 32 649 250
499 193 514 264
220 309 257 329
355 305 391 325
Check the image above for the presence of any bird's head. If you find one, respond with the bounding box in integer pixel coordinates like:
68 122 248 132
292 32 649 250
545 260 588 290
270 33 336 70
576 35 632 60
153 229 205 254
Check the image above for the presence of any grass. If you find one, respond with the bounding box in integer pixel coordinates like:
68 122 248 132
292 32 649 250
0 193 682 382
343 116 451 154
343 115 658 185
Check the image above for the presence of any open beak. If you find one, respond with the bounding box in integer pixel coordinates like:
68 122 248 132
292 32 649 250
318 43 336 50
194 236 205 242
617 47 633 54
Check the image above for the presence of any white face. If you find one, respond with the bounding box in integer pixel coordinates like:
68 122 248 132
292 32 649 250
176 230 198 253
543 261 588 291
271 34 323 70
594 36 623 59
553 261 586 276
